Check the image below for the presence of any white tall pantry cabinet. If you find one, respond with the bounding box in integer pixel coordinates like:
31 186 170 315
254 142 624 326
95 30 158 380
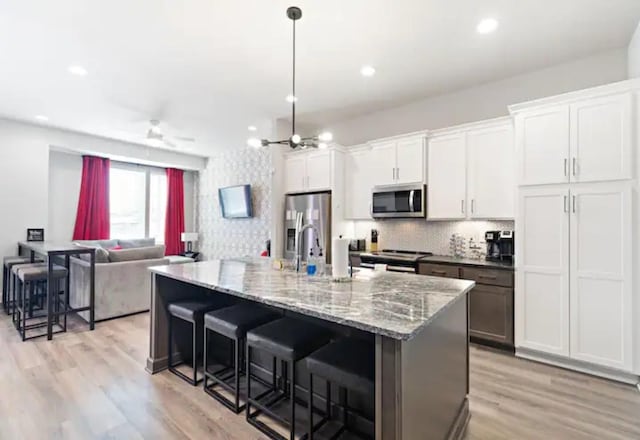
511 80 640 383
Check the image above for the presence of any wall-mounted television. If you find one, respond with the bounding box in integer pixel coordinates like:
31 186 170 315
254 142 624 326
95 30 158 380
219 184 253 219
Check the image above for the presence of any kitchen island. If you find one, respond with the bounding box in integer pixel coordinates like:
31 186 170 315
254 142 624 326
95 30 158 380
147 258 474 440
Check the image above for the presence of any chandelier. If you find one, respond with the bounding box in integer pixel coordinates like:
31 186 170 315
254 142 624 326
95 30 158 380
248 6 333 150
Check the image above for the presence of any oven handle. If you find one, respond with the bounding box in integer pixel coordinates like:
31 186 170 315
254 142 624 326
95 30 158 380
409 190 415 212
387 265 416 273
360 262 416 274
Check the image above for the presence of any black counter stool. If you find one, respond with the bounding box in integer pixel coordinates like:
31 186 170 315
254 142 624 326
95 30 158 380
3 256 39 314
246 318 333 440
15 264 69 341
306 337 375 440
203 303 281 413
168 300 222 386
10 262 48 326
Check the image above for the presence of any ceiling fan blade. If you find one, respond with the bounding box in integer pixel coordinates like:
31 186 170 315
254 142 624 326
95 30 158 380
163 139 178 149
170 135 196 143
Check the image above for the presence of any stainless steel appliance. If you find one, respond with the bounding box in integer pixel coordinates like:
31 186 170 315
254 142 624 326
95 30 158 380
359 249 433 273
485 230 514 262
371 184 426 218
348 239 366 252
284 192 331 263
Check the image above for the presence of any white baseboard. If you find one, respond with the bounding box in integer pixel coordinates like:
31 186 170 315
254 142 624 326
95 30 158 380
516 348 640 385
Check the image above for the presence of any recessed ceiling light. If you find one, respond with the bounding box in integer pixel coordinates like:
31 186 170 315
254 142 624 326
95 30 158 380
68 65 88 76
360 65 376 77
248 125 257 132
35 115 49 122
285 94 298 103
476 18 499 34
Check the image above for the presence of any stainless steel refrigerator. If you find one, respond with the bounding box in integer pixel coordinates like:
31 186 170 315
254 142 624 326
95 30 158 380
284 192 331 263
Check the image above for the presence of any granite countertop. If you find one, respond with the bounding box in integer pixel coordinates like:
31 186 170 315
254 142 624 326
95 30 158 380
420 255 514 271
150 258 474 341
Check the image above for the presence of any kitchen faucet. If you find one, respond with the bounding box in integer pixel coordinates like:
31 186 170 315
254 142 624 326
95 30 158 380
294 212 322 272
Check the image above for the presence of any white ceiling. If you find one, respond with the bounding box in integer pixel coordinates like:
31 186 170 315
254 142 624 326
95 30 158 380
1 0 639 155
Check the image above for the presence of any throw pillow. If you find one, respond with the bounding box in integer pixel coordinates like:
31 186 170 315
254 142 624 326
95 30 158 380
118 238 156 249
108 245 166 263
73 243 110 263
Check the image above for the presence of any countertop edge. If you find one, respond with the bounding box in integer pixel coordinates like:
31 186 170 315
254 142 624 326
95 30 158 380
419 256 514 271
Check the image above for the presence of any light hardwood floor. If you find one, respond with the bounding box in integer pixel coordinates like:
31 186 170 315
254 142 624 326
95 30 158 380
0 312 638 440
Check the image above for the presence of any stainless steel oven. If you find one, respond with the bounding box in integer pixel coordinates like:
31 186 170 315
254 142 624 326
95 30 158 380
371 184 426 218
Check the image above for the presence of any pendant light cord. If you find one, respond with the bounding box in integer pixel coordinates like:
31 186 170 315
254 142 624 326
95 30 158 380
292 16 296 137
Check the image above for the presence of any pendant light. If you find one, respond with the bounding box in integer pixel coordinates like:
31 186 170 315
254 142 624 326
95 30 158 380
248 6 332 150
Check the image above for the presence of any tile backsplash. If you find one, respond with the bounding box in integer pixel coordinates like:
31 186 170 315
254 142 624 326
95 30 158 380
196 147 272 260
350 219 515 256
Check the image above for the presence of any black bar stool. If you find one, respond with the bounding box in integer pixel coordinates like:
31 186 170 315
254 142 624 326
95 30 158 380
3 257 38 314
306 337 375 440
15 264 69 341
10 262 48 327
167 300 221 386
246 318 333 440
203 303 281 413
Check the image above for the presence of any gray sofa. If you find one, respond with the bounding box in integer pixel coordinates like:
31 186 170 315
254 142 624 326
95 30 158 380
69 239 169 321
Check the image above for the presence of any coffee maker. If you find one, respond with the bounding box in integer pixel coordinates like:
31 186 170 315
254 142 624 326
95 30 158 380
485 230 514 262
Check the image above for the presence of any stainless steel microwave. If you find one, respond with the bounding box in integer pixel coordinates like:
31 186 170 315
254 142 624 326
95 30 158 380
371 184 426 218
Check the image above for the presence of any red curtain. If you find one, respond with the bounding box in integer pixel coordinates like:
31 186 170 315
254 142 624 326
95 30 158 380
72 156 110 240
165 168 185 255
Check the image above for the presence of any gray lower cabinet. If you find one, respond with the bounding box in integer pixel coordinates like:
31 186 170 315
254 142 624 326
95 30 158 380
418 263 514 349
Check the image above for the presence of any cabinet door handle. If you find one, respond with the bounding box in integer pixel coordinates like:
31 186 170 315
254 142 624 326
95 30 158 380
396 167 400 181
563 195 568 213
432 270 447 276
471 199 475 214
479 274 497 280
572 195 576 213
392 167 395 181
564 158 568 177
461 200 465 214
572 158 577 176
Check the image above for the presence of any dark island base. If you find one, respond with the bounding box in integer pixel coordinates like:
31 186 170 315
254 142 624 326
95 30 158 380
147 274 470 440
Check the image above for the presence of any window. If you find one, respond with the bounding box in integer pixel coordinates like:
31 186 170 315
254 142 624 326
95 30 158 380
149 170 167 244
109 163 167 243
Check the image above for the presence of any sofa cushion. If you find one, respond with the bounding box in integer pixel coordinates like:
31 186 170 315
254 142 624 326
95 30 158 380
108 245 166 262
118 238 156 249
73 243 110 263
75 239 119 249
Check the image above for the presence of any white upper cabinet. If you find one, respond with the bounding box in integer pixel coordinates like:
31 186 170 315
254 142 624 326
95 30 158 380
427 133 467 220
467 123 515 219
284 150 331 193
516 186 570 356
284 155 307 193
569 182 632 371
369 136 425 186
305 151 332 191
513 87 635 186
570 94 632 183
427 118 515 220
345 148 373 219
395 137 425 184
515 106 570 186
369 141 397 186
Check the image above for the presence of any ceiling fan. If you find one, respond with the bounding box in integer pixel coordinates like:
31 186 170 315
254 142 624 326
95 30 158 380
144 119 196 149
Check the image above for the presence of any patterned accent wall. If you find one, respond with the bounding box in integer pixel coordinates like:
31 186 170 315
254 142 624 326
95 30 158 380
352 219 515 257
196 147 272 260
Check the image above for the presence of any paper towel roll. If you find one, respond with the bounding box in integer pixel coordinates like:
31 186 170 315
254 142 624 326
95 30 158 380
331 237 350 280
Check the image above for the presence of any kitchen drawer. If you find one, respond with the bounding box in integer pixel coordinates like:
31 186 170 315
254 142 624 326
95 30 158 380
469 284 514 346
460 267 513 287
418 263 459 278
